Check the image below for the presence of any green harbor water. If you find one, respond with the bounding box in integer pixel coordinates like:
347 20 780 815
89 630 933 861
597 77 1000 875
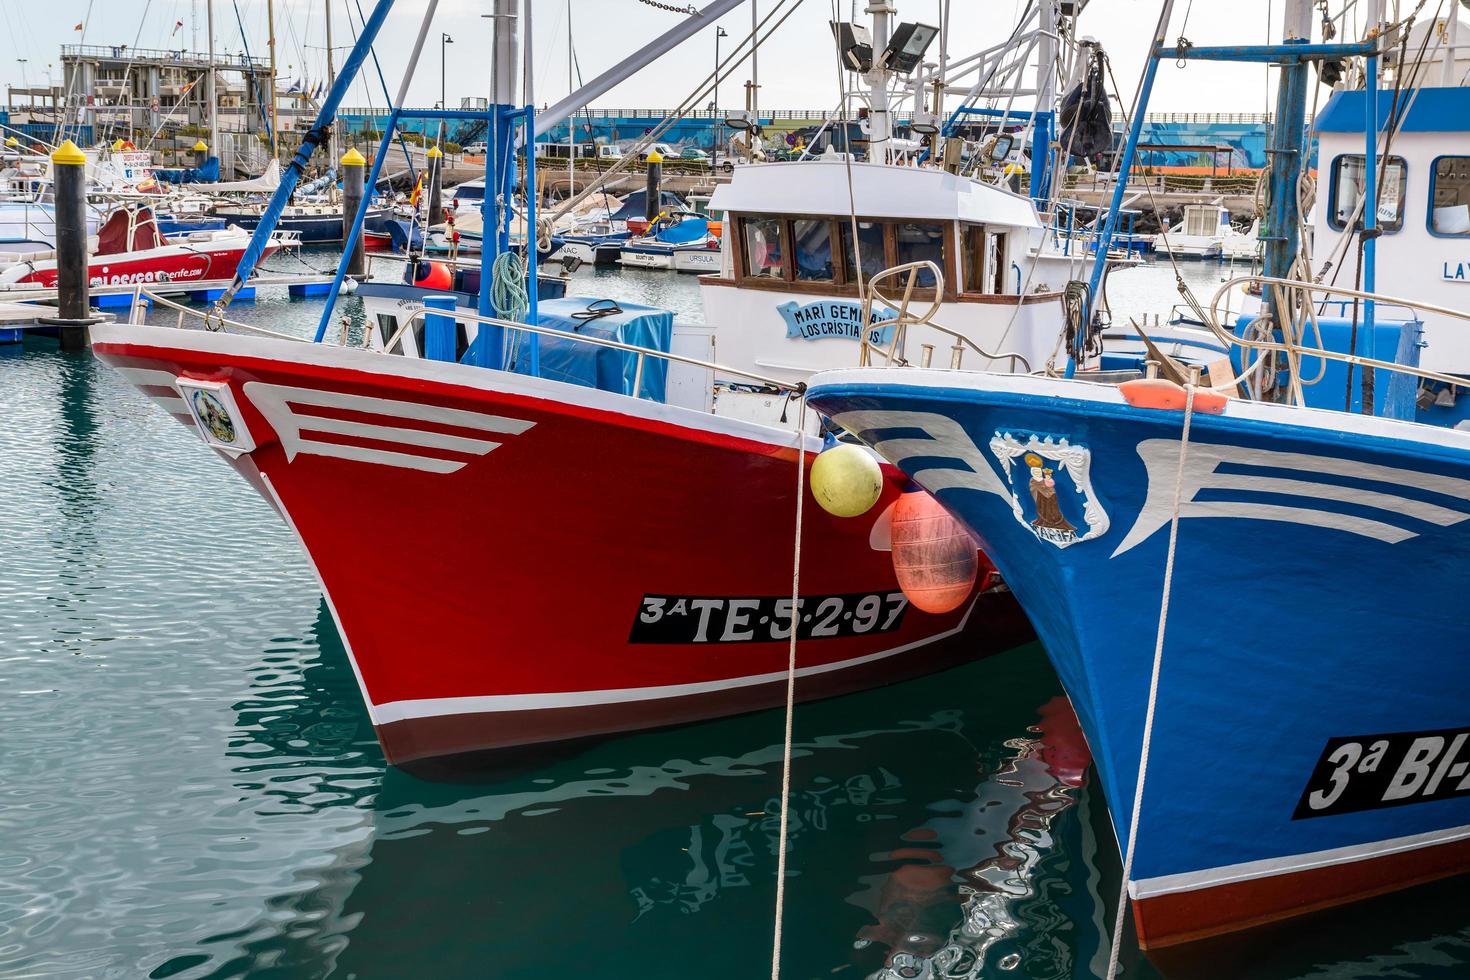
2 258 1468 979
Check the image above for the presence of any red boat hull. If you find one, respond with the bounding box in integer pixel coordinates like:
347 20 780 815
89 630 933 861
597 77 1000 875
19 241 278 292
93 323 1032 763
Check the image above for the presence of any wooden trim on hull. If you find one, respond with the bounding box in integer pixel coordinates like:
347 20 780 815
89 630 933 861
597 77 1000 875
375 592 1032 764
1133 834 1470 949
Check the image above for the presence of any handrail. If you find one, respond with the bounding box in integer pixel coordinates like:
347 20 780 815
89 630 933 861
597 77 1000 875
1203 274 1470 393
383 305 804 395
858 261 1034 373
129 285 308 341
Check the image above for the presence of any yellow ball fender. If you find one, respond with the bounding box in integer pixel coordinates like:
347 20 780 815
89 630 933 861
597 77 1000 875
809 443 884 518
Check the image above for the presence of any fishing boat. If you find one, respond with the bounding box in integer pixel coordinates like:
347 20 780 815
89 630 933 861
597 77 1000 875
807 0 1470 954
91 0 1080 765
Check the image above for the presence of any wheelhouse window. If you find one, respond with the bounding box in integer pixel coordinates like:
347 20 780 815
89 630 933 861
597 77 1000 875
741 217 785 278
791 219 835 282
1329 154 1407 233
1430 156 1470 235
841 220 888 282
729 214 956 297
892 222 946 287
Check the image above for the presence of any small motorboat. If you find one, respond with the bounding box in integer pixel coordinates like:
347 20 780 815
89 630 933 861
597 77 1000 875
0 206 283 293
617 211 721 273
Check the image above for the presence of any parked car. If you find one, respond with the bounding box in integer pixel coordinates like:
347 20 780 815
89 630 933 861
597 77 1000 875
462 142 487 156
678 147 710 161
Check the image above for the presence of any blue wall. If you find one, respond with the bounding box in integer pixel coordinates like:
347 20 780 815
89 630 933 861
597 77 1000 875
336 108 1318 169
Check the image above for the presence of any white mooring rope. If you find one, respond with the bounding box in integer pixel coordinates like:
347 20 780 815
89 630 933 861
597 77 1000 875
1105 381 1197 977
770 398 809 980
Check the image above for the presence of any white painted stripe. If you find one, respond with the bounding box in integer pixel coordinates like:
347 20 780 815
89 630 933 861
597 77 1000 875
284 439 470 474
252 383 537 435
1182 500 1417 544
287 414 503 455
1129 823 1470 900
1206 473 1470 526
369 600 979 725
242 381 529 473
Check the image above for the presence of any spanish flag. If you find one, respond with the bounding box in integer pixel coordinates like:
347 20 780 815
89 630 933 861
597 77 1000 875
409 173 425 208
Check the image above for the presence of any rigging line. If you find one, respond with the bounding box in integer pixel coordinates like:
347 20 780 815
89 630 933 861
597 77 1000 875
231 0 275 142
830 0 866 303
349 0 418 181
1104 376 1198 980
55 0 100 144
768 395 809 980
1314 0 1442 294
548 0 806 223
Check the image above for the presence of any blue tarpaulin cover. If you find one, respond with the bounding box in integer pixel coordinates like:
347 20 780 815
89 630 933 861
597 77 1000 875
153 157 222 184
655 215 709 244
509 295 673 401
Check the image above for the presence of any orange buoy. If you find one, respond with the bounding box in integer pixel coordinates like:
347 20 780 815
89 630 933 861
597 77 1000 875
412 260 453 290
890 489 982 614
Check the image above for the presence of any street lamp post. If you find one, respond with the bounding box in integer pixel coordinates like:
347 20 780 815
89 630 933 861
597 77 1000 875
712 27 726 161
440 32 454 145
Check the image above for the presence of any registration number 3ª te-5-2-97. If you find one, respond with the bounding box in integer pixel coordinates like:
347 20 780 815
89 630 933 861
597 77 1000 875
629 592 910 645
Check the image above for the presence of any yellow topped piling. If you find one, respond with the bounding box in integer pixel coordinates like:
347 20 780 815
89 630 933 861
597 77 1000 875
341 146 366 167
52 140 86 166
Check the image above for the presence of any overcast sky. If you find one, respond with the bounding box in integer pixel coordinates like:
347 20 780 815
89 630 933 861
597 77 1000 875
0 0 1374 115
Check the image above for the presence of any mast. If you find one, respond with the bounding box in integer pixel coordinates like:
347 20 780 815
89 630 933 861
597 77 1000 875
325 0 337 165
192 0 201 51
866 0 893 163
567 0 575 200
268 0 280 160
1260 0 1313 336
207 0 219 166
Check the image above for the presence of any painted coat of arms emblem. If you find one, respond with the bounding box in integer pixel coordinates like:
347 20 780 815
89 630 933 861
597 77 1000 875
989 433 1109 548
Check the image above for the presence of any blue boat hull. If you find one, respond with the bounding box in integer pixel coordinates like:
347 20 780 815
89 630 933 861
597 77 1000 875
807 369 1470 947
215 207 391 244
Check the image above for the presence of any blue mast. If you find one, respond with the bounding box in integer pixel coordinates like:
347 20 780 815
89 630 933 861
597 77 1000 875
1076 0 1377 379
214 0 400 312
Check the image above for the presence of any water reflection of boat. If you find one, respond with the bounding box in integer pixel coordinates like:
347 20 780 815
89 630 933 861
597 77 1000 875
205 638 1086 978
853 695 1102 979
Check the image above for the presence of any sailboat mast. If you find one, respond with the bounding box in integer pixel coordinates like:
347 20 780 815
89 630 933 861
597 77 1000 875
567 0 575 199
207 0 219 165
325 0 337 164
268 0 280 159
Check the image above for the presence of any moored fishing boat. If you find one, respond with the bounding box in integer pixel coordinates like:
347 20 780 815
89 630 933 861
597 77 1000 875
808 0 1470 955
91 0 1075 765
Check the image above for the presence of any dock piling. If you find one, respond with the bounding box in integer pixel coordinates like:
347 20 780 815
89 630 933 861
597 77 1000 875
341 147 367 277
426 144 444 227
645 150 663 224
46 140 99 351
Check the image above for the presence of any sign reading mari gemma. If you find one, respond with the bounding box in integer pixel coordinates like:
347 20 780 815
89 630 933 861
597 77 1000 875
778 300 898 344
